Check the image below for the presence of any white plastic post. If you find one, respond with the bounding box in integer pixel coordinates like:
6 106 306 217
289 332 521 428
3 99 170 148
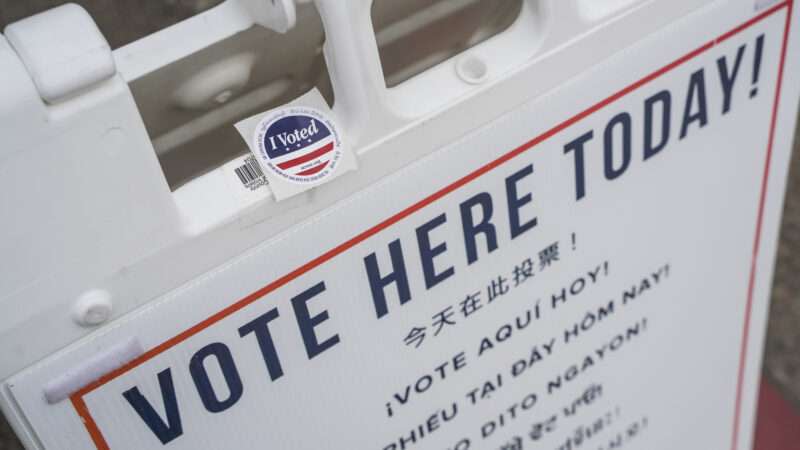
313 0 393 145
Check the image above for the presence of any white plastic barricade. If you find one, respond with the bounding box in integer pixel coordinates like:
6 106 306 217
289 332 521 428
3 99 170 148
1 1 799 449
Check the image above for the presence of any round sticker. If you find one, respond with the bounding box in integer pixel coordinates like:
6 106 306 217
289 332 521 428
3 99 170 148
253 107 343 185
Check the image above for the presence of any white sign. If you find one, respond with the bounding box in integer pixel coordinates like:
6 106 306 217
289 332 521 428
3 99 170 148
4 4 796 450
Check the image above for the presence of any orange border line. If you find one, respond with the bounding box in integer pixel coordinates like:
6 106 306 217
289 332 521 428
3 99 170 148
68 3 792 448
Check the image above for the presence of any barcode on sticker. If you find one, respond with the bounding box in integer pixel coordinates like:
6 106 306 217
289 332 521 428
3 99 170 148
235 156 267 190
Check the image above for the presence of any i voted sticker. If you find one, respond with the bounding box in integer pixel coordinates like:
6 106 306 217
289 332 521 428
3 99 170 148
253 107 343 185
236 89 356 201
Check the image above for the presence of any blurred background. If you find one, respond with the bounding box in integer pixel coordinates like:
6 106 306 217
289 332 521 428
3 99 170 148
0 1 798 448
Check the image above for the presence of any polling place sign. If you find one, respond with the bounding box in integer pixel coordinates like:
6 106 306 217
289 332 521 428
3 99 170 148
4 2 799 449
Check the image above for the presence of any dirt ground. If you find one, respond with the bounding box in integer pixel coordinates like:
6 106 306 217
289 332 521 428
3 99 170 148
763 117 800 409
0 2 799 449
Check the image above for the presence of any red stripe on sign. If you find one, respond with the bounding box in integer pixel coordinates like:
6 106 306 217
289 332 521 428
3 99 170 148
732 2 794 450
296 161 330 176
276 142 334 170
70 3 793 449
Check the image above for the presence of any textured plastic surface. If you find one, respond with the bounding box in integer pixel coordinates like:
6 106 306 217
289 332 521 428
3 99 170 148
4 4 115 103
